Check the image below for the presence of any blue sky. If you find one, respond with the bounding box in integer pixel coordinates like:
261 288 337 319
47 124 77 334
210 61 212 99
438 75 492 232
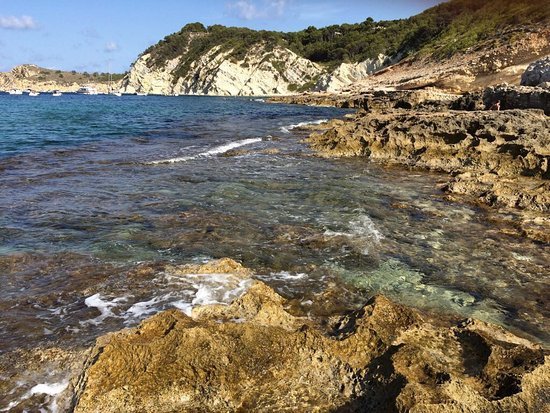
0 0 445 73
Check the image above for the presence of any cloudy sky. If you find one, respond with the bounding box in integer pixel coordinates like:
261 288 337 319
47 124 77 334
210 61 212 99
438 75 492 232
0 0 444 73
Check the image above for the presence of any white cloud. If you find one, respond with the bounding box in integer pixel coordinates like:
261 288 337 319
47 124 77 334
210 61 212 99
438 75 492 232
227 0 288 20
104 41 119 52
0 15 37 30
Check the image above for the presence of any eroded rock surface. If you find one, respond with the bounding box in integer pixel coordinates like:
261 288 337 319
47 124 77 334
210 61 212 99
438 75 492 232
72 280 548 412
306 108 550 241
521 56 550 87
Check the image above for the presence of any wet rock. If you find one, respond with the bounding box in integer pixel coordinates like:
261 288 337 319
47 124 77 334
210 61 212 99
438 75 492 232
307 109 549 212
165 257 254 279
521 56 550 87
72 281 548 412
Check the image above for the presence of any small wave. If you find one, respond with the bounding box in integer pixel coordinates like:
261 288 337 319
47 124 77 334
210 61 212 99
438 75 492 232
2 380 69 413
78 271 253 327
148 138 263 165
81 294 127 326
323 213 383 255
280 119 328 134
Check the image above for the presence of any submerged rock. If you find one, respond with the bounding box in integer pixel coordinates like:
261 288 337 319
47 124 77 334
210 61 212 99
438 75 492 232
71 280 548 412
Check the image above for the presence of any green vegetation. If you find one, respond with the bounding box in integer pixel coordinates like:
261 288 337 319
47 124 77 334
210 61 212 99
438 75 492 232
142 0 548 83
20 66 127 84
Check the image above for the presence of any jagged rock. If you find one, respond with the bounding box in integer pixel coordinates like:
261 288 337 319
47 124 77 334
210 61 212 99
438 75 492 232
450 92 486 111
521 56 550 87
72 280 548 412
11 64 40 78
306 109 550 217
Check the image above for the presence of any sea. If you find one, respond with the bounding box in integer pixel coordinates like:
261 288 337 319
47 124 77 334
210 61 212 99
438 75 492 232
0 93 548 411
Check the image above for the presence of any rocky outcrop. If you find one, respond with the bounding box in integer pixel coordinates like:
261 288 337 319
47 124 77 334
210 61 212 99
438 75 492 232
521 56 550 87
72 273 549 412
122 54 182 95
315 54 391 93
483 84 550 114
307 109 550 218
452 85 550 115
270 88 459 111
122 44 323 96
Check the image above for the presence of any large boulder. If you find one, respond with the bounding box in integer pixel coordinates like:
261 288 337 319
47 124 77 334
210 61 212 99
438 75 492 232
72 280 549 413
521 56 550 87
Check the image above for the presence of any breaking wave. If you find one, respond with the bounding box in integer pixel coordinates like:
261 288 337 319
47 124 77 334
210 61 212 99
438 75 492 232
280 119 328 134
148 137 263 164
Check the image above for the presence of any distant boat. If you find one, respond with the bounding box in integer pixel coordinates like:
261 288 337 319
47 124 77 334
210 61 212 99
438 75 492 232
28 91 40 97
8 89 23 95
76 86 98 95
107 70 121 96
52 90 62 97
136 92 148 96
172 93 180 97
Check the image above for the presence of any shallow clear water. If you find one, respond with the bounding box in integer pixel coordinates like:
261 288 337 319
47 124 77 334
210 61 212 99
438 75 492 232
0 93 548 410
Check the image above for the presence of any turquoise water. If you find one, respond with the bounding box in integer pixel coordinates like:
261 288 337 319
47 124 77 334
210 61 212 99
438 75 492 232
0 93 549 410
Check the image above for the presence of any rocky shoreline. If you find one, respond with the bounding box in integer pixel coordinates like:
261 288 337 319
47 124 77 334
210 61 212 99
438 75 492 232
4 259 546 412
270 83 550 243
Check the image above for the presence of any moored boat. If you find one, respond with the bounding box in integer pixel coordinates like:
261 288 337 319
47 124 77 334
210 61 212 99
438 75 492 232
52 90 62 97
76 86 99 95
8 89 23 95
28 91 40 97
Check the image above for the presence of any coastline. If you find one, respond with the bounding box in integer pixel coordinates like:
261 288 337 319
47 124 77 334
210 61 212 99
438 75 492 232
270 87 550 243
1 90 548 412
3 259 548 412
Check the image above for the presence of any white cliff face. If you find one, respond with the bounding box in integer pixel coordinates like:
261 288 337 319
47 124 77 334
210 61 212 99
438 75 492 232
123 44 323 96
122 54 181 95
315 54 390 92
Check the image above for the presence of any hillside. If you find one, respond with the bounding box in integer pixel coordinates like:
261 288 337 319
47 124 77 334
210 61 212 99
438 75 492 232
122 0 550 95
0 64 125 93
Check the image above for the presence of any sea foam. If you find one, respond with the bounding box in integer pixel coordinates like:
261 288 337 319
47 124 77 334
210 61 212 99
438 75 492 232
280 119 328 134
149 138 263 164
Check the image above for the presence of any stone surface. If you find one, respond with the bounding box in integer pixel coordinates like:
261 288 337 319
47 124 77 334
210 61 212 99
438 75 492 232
521 56 550 87
306 109 550 217
72 280 549 413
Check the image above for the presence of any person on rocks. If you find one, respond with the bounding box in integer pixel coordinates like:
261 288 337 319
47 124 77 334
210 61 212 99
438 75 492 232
489 100 501 111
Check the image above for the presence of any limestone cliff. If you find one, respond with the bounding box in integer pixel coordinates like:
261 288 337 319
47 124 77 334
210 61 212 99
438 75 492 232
315 54 391 93
122 44 323 96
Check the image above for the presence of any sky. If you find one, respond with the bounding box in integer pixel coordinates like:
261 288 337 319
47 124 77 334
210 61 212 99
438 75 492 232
0 0 445 73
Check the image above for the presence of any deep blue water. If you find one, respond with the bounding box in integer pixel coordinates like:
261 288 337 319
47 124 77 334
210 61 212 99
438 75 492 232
0 94 339 156
0 93 548 410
